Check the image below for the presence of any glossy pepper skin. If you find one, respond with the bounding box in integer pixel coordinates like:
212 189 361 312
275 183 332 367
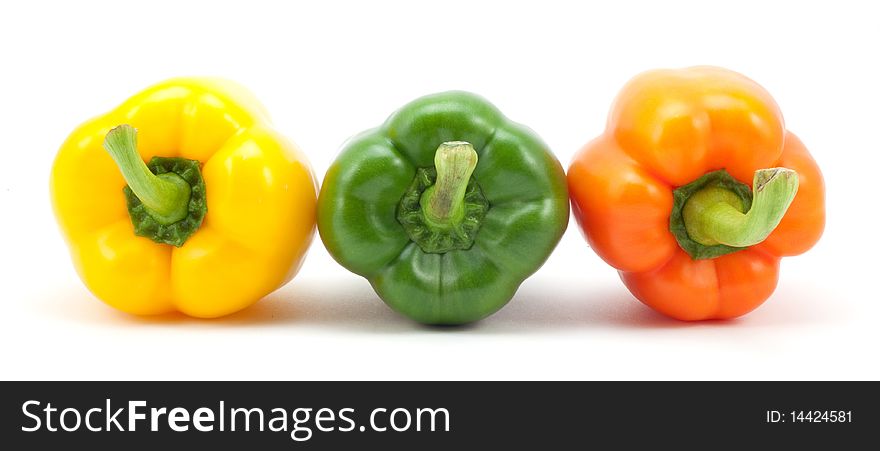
568 67 824 321
318 92 569 325
51 78 317 318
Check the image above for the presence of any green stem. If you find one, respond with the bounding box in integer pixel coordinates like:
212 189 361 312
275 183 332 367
683 168 799 247
103 125 191 225
420 141 479 229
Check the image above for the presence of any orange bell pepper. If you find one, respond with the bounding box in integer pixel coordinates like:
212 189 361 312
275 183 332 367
568 67 825 320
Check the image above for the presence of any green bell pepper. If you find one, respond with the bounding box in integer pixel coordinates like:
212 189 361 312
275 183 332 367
318 91 569 325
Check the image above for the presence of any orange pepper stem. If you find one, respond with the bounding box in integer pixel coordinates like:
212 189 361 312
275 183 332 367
419 141 479 230
683 168 799 248
103 125 191 225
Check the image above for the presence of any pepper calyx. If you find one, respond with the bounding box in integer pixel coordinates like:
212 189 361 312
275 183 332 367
670 169 753 260
123 156 207 246
396 141 489 253
103 125 207 247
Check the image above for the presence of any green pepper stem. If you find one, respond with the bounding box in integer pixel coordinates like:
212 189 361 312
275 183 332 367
420 141 479 228
683 168 799 248
103 125 191 225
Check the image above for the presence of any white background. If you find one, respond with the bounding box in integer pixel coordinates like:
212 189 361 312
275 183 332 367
1 0 878 380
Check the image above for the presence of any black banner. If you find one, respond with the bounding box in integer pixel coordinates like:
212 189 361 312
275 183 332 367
1 382 875 448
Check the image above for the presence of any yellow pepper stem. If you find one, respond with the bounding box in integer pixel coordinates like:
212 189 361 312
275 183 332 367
103 125 191 225
683 168 799 247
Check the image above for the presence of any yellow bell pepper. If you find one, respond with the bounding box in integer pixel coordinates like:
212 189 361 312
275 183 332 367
51 78 317 318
